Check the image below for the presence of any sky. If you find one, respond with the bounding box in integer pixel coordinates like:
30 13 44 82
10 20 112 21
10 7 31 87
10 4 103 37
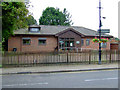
28 0 120 38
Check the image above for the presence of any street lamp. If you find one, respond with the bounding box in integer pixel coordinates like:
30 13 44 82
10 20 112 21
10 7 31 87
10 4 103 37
98 0 108 64
98 0 102 64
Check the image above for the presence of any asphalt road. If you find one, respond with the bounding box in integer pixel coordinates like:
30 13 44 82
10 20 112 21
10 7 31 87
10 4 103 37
2 70 118 88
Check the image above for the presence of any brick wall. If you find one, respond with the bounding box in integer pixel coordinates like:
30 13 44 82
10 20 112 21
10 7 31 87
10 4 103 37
8 35 57 52
8 35 111 52
81 37 110 50
8 36 21 51
110 43 119 50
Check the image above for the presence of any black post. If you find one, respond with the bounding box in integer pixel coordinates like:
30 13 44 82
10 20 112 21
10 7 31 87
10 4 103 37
98 0 102 64
67 53 69 63
89 50 91 64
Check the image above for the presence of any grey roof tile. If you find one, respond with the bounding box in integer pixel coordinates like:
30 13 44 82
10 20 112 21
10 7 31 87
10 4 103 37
14 25 112 37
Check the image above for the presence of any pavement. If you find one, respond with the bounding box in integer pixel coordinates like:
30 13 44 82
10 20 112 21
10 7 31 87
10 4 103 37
0 63 119 75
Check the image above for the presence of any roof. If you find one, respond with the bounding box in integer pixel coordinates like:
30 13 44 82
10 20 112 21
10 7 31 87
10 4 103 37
14 25 113 37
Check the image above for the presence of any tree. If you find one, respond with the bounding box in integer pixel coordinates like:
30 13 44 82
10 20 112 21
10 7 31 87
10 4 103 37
2 2 29 39
39 7 73 26
1 2 29 50
26 15 37 25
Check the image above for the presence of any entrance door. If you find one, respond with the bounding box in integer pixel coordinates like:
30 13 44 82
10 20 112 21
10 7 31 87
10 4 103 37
59 38 74 50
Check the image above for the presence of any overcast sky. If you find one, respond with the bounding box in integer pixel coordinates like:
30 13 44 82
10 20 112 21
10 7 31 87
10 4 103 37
28 0 119 38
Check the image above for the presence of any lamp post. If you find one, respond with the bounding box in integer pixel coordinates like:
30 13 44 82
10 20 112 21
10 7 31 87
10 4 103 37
98 0 102 64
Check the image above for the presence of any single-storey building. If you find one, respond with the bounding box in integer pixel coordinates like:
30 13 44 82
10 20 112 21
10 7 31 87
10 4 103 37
8 25 113 52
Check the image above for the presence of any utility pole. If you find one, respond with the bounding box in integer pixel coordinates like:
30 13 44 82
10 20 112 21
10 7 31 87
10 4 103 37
98 0 102 64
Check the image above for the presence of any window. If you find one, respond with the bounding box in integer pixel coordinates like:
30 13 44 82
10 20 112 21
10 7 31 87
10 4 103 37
22 38 31 45
86 39 90 46
59 38 75 50
101 43 107 48
29 27 40 32
70 38 74 40
70 41 74 47
81 39 84 46
38 38 46 45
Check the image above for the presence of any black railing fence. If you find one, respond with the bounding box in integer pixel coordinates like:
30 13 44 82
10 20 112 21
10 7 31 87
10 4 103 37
2 50 120 67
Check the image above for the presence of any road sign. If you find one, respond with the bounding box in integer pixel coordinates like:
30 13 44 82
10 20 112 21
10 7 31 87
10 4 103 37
97 29 110 33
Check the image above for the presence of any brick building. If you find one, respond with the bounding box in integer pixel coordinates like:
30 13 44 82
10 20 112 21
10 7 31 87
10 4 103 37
110 38 119 50
8 25 113 52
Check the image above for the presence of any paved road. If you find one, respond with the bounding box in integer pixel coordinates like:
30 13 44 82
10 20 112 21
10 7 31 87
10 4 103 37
2 70 118 88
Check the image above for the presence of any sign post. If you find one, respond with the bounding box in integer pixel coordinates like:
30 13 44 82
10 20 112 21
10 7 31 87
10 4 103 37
98 0 110 64
98 0 102 65
98 0 110 65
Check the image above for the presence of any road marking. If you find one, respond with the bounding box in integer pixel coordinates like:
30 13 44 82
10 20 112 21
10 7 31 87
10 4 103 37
3 82 48 87
85 77 118 82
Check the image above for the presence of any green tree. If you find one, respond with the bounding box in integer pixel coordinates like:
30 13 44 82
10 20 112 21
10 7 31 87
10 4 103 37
2 2 29 40
26 15 37 25
2 2 29 50
39 7 73 26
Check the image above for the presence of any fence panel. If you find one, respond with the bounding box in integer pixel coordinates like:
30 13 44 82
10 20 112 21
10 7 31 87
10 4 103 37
2 50 120 67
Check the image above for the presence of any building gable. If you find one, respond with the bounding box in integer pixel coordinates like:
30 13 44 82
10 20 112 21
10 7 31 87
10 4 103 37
55 28 85 37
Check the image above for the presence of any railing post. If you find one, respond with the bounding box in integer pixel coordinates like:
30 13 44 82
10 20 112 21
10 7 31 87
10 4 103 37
118 50 120 63
115 50 116 62
109 50 111 63
89 50 91 64
18 53 19 66
67 52 69 63
106 50 107 63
